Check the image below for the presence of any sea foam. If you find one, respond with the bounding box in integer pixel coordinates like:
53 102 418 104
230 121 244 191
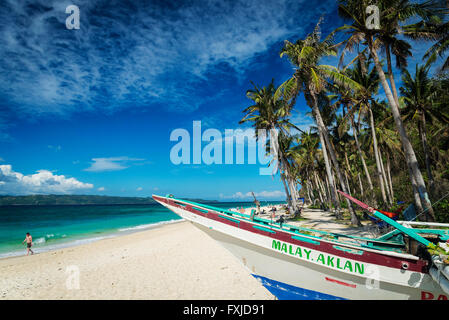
118 219 184 232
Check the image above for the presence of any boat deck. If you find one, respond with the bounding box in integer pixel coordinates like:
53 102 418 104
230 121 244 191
164 195 449 256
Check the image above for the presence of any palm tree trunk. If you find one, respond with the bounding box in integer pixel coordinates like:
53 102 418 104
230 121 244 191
378 146 393 205
320 132 342 217
345 171 352 196
352 118 376 206
343 152 353 195
358 172 364 197
368 106 388 205
309 112 341 216
368 38 435 221
314 171 327 207
419 112 435 195
310 90 359 225
280 171 293 212
306 179 315 205
287 174 300 213
386 154 394 201
327 141 360 225
271 128 298 214
325 175 333 206
283 164 298 215
320 173 331 208
312 177 324 208
408 165 425 221
386 44 400 107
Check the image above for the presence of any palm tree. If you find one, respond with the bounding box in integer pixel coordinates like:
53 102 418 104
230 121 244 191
405 19 449 71
332 57 384 206
240 79 300 215
400 64 449 195
425 21 449 70
278 18 362 226
278 131 303 217
364 101 403 205
294 130 331 210
337 0 442 220
297 130 327 207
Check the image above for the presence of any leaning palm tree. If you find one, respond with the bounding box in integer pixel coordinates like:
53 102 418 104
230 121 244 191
240 79 300 215
332 57 384 206
294 130 330 209
400 64 449 195
294 130 331 209
337 0 443 220
279 132 305 218
363 101 403 205
278 18 362 226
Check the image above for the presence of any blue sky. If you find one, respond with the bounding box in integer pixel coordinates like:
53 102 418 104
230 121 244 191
0 0 443 200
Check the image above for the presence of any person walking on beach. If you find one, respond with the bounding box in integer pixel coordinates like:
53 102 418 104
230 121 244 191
22 232 34 255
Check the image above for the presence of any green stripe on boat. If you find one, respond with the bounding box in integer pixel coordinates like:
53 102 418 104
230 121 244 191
171 197 250 218
253 225 276 234
333 245 364 255
192 207 208 214
218 215 240 224
291 235 320 245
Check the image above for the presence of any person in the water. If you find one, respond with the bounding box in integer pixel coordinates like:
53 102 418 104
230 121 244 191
22 232 34 255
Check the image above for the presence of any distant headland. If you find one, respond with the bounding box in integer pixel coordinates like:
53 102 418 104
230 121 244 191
0 195 220 206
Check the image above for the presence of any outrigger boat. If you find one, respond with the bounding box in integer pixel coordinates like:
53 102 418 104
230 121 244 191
153 191 449 300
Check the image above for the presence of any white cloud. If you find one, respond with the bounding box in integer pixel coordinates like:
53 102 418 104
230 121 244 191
0 164 93 195
97 187 105 191
0 0 336 117
48 145 62 151
290 110 316 133
84 157 145 172
136 187 143 191
220 190 285 200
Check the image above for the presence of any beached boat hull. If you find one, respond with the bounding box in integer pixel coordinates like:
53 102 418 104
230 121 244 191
153 195 448 300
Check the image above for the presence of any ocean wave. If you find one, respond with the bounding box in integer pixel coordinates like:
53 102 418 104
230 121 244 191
33 237 46 244
0 250 25 259
118 219 183 232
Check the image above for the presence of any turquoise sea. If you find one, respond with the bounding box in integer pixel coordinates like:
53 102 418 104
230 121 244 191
0 200 282 258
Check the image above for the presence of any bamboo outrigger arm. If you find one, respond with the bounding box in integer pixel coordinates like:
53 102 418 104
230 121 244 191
337 190 434 248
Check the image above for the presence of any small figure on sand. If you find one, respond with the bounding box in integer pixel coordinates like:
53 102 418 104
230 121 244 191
276 215 285 228
22 232 34 255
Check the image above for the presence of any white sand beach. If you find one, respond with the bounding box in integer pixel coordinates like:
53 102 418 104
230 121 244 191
241 204 375 238
0 221 275 300
0 202 377 300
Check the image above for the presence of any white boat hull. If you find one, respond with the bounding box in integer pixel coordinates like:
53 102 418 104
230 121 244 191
154 196 448 300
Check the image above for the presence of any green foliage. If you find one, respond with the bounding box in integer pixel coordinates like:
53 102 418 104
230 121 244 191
241 7 449 225
434 200 449 223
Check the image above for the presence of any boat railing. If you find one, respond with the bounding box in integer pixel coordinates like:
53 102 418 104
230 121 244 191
169 196 412 250
397 221 449 228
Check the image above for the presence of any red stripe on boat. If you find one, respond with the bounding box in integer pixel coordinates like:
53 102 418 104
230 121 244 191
325 277 356 288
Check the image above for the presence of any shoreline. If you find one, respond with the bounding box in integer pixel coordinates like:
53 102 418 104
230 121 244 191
0 220 275 299
0 218 185 261
0 200 284 260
